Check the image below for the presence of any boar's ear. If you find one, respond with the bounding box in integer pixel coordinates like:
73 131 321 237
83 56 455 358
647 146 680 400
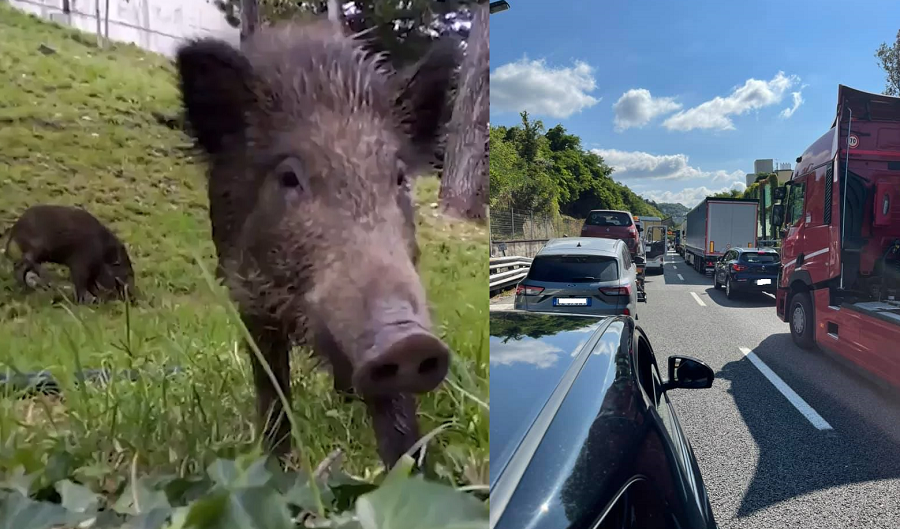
176 38 255 155
394 37 460 156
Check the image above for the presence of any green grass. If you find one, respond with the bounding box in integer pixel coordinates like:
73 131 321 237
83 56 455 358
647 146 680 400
0 4 488 517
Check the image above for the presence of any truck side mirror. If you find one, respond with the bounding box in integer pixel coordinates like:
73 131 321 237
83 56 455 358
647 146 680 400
772 204 785 227
774 187 787 201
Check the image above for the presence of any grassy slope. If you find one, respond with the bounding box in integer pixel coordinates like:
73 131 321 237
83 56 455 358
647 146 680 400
0 6 487 488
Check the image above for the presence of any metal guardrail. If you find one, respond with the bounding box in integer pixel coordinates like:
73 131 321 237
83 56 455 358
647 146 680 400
490 255 532 292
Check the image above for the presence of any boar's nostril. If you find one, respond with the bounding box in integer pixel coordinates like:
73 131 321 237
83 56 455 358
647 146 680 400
371 363 399 382
418 356 439 375
353 325 451 397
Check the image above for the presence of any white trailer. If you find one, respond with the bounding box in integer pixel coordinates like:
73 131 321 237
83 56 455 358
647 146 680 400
683 198 759 274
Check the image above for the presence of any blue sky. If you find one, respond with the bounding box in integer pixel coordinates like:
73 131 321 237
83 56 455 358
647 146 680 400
490 0 900 206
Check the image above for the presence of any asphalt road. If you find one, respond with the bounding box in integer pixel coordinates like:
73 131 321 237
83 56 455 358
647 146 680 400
492 251 900 528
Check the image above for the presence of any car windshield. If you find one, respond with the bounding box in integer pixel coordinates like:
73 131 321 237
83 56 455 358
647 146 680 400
528 254 619 283
585 212 632 227
742 252 780 263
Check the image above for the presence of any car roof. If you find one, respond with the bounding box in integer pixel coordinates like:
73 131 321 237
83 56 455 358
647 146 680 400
735 247 778 253
490 310 644 528
587 209 632 216
489 311 612 490
539 237 623 256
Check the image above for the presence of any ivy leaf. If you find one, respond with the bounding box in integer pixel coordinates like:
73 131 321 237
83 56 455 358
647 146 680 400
112 477 171 516
354 456 487 529
0 490 72 529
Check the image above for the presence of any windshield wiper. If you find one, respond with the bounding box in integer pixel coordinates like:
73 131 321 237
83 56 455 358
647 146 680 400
568 276 596 281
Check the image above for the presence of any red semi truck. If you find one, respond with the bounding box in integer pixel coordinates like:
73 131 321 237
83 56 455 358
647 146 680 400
773 85 900 388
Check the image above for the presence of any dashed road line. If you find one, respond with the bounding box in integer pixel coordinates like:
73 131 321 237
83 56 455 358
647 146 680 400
690 292 706 306
677 273 685 281
739 347 833 430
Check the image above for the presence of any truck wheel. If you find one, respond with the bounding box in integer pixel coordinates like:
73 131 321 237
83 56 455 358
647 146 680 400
789 292 816 350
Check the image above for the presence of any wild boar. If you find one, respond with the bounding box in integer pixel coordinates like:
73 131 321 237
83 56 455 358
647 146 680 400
4 205 136 303
174 21 460 467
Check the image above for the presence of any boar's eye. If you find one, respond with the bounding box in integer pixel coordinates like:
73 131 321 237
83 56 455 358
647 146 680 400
396 163 408 187
275 157 306 191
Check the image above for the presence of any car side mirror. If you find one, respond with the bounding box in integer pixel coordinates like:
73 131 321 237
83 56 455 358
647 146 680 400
663 356 714 391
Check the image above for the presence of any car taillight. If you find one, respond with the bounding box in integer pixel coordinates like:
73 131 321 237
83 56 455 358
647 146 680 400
600 286 632 296
516 284 544 296
731 264 747 272
622 307 630 315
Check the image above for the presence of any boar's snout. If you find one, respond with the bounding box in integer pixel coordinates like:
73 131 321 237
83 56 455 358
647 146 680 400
353 320 450 396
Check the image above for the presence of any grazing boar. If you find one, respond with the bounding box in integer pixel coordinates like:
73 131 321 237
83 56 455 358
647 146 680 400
4 205 136 303
174 20 460 467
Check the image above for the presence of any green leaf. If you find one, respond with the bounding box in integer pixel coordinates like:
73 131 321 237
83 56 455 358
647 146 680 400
206 456 271 491
128 506 173 529
354 458 487 529
0 490 72 529
113 477 171 516
181 487 293 529
56 479 100 513
0 466 37 497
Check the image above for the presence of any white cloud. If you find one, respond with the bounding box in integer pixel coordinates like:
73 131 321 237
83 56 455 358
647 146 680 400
490 339 564 369
780 89 805 118
643 183 748 208
612 89 682 131
591 149 744 184
490 58 601 119
662 71 800 131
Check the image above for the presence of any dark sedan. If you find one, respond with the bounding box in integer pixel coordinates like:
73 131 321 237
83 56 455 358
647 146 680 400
490 310 718 529
713 247 781 299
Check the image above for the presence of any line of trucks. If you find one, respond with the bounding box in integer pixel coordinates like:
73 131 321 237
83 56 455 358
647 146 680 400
673 85 900 391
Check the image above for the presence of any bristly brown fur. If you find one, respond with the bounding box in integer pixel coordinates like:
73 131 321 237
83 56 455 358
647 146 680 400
175 15 460 466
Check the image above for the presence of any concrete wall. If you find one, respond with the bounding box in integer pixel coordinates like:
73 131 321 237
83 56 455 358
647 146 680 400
8 0 239 57
490 240 546 259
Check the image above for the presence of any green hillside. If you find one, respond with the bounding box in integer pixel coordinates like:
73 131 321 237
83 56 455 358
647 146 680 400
0 5 487 521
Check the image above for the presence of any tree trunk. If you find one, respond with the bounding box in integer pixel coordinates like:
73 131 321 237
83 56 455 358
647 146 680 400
104 0 110 41
62 0 70 15
95 0 103 47
240 0 260 45
327 0 342 26
438 1 489 221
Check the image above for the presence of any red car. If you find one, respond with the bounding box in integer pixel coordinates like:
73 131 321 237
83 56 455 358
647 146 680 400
580 210 643 259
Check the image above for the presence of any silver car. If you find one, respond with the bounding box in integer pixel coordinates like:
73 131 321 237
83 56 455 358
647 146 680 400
514 237 639 318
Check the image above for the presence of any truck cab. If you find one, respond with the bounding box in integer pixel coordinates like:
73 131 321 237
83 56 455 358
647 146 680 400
773 85 900 388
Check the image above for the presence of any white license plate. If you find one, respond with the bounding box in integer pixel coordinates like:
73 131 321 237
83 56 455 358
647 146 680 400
555 297 588 306
757 279 772 286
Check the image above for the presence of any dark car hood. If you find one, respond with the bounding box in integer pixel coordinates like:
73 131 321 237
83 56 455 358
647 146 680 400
489 311 608 490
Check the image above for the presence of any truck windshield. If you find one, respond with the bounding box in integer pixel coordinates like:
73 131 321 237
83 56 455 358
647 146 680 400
742 253 780 263
585 212 632 227
528 255 619 283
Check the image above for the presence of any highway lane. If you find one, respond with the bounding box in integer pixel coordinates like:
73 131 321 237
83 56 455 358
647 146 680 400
639 252 900 529
490 251 900 528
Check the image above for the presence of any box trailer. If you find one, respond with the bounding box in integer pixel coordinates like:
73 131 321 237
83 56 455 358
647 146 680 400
684 198 759 274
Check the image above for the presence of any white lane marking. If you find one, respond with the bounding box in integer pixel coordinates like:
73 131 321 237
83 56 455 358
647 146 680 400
491 303 514 311
738 347 833 430
673 265 678 270
690 292 706 306
677 273 685 281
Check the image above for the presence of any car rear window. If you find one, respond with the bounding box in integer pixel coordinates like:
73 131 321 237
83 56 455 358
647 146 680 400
741 252 780 263
527 255 619 283
585 212 632 227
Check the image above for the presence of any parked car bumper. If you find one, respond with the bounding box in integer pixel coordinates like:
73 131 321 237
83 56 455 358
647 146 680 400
514 297 634 316
730 274 778 292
